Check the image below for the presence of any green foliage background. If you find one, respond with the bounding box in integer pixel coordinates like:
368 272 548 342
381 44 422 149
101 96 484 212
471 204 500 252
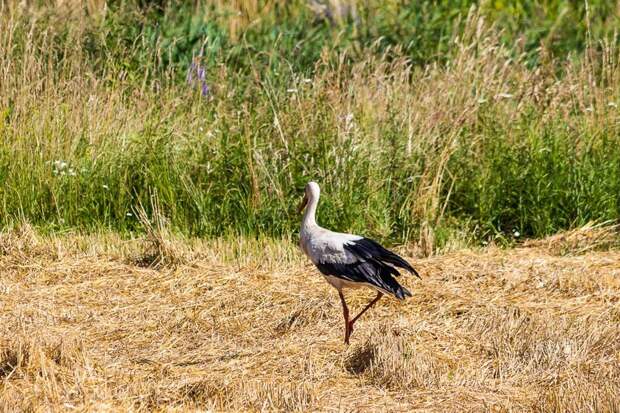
1 0 619 248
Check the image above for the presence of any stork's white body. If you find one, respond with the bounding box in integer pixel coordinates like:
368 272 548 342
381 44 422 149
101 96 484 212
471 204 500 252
299 225 388 293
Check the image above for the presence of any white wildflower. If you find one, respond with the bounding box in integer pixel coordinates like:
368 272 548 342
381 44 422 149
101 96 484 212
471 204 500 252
52 160 70 176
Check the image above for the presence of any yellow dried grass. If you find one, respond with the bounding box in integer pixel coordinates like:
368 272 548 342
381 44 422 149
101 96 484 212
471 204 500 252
522 221 620 256
1 229 619 411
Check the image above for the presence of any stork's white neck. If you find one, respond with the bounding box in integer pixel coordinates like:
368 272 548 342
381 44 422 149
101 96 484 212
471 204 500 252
302 192 319 229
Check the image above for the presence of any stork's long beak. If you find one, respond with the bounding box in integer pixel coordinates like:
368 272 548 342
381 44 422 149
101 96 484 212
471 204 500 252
297 195 308 214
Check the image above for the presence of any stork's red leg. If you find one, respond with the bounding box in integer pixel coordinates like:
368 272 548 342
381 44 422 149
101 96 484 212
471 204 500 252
349 292 383 333
338 291 351 345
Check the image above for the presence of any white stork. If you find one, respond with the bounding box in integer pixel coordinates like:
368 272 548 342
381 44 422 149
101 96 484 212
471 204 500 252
297 181 420 344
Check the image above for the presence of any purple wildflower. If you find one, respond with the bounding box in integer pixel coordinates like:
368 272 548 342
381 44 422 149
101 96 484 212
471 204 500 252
186 60 210 98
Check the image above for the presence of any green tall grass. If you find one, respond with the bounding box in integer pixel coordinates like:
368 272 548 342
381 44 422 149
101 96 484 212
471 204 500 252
1 1 619 252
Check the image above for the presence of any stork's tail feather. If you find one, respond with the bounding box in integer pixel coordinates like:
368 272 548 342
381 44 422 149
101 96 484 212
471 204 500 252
394 284 412 300
407 266 421 279
345 238 421 279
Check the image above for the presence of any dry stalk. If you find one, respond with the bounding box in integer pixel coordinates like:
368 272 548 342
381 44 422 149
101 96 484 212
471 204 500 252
133 193 184 268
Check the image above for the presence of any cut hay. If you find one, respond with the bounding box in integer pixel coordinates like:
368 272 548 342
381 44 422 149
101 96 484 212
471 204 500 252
1 230 619 411
522 221 620 256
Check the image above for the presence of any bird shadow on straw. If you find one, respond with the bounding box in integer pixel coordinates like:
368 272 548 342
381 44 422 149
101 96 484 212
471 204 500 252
343 341 377 375
343 325 397 375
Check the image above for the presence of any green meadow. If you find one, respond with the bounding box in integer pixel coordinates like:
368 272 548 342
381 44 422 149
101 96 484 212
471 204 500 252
1 1 619 251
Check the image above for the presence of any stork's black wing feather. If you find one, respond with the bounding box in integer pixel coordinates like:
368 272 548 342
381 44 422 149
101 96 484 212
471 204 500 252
316 260 412 299
344 238 420 279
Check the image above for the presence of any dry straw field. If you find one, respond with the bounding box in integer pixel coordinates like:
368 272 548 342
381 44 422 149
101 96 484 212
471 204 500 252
1 223 619 412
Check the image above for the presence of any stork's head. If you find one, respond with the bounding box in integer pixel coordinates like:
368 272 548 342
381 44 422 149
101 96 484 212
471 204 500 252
297 181 320 213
